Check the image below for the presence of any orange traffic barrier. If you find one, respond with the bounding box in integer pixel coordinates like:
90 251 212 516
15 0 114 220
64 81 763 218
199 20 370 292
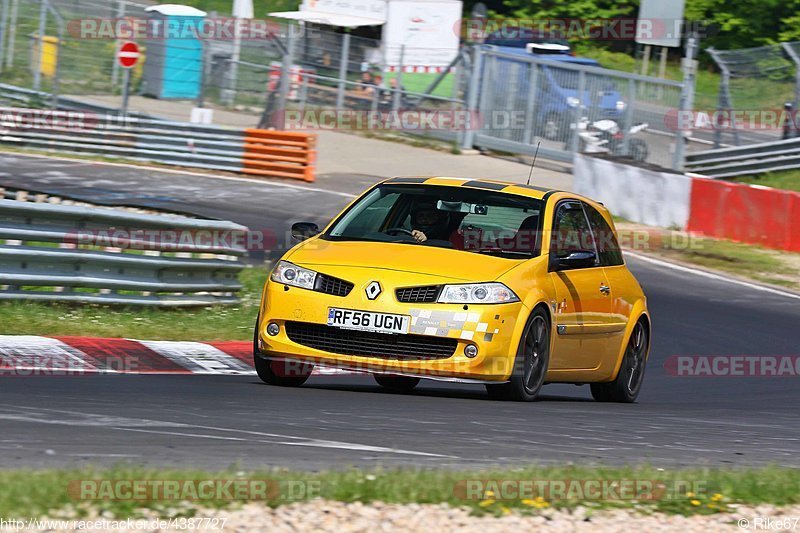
242 129 316 182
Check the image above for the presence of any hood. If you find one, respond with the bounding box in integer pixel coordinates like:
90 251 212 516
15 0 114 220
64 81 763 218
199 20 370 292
286 239 524 282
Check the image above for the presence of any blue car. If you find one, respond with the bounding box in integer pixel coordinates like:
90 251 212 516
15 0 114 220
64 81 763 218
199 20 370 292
485 45 627 141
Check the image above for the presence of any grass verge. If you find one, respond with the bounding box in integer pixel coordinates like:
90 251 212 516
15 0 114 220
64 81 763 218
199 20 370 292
615 222 800 290
0 267 267 341
0 465 798 519
730 169 800 193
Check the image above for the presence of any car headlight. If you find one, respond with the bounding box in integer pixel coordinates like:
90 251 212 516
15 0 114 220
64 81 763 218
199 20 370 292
270 260 317 290
438 283 519 304
616 100 626 111
566 96 580 108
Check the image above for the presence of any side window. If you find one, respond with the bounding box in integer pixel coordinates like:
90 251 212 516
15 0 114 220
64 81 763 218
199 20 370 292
339 192 401 236
583 203 624 266
551 201 598 264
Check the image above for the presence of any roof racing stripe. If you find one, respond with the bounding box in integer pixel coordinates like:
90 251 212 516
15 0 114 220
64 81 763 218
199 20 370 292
384 177 431 184
507 183 553 193
461 180 508 191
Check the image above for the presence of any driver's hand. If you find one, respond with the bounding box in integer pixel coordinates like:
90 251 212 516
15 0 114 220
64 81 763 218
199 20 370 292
411 230 427 243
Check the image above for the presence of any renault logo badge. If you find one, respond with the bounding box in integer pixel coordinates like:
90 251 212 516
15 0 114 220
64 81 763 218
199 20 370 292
365 281 382 300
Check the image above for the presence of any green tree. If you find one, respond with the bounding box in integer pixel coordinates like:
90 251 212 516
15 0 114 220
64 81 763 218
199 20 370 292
497 0 799 50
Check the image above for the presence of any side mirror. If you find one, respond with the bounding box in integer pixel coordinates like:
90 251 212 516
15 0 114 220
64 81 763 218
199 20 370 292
551 250 596 271
291 222 320 242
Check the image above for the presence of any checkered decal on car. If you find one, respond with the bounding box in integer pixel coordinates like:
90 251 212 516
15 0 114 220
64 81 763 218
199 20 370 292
408 309 500 342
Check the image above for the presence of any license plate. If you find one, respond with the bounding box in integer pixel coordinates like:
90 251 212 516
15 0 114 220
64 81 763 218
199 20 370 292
327 308 410 335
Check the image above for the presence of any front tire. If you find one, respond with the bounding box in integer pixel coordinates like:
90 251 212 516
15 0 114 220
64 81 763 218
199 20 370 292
486 307 551 401
253 317 313 387
374 374 420 393
591 319 649 403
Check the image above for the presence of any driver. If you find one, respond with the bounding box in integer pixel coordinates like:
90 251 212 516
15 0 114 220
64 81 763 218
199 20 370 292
410 200 450 243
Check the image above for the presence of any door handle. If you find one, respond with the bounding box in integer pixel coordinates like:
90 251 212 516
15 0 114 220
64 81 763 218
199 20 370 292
599 284 611 295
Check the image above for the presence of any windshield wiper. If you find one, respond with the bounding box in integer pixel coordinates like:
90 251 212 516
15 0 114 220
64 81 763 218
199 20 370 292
476 249 532 258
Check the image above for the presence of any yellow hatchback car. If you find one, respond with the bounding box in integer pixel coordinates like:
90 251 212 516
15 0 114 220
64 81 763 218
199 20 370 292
255 177 651 402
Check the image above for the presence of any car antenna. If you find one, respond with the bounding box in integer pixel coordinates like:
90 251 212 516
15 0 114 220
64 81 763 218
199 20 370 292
526 141 541 186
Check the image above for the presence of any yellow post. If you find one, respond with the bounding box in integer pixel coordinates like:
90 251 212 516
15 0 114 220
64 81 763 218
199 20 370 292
31 34 58 77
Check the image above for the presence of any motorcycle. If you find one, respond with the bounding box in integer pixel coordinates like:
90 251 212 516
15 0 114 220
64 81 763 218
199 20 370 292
573 117 649 162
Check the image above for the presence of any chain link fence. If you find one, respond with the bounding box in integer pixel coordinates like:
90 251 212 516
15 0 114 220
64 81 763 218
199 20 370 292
0 0 701 170
465 46 686 169
707 43 800 147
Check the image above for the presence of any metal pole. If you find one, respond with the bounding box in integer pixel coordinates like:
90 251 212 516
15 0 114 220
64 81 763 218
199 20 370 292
461 45 483 150
0 0 8 72
224 17 243 105
335 31 350 109
111 0 126 87
782 42 800 109
5 0 17 68
33 0 47 91
50 14 62 109
569 71 586 154
620 78 635 156
657 46 667 98
0 0 9 73
673 35 697 170
392 45 405 112
121 67 131 116
641 44 651 76
522 63 538 145
197 39 208 108
273 23 296 129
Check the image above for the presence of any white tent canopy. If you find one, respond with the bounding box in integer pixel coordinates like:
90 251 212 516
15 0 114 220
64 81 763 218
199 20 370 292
268 10 385 28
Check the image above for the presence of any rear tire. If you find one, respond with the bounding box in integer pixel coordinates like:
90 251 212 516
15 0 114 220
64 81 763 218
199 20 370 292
374 374 420 393
590 320 649 403
253 316 313 387
485 307 551 402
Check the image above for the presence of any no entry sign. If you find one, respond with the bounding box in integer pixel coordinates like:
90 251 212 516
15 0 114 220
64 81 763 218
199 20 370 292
117 41 140 69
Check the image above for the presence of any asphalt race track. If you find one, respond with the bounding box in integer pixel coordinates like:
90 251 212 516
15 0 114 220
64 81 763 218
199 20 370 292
1 153 799 470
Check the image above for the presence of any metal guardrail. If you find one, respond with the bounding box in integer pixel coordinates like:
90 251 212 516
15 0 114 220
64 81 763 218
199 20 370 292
0 83 153 118
685 137 800 178
0 106 317 182
0 199 249 306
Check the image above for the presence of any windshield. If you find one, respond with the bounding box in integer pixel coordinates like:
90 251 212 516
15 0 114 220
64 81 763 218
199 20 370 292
325 184 543 259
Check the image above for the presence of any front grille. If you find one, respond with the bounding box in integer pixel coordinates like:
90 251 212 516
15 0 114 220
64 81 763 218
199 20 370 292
396 285 442 303
315 273 353 297
285 321 457 360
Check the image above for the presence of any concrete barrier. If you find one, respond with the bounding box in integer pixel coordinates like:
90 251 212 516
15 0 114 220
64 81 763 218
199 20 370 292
687 178 800 253
574 153 800 253
574 154 692 229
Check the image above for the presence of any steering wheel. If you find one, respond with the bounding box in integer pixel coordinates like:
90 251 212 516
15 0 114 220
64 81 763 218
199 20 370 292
385 227 415 237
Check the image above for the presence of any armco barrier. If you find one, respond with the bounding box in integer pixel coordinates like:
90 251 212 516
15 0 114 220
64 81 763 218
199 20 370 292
685 137 800 178
575 153 800 253
0 199 249 306
686 178 800 252
574 154 692 229
0 108 316 182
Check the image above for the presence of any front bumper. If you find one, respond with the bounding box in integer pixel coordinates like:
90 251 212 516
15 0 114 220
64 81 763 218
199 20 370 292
256 278 527 382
